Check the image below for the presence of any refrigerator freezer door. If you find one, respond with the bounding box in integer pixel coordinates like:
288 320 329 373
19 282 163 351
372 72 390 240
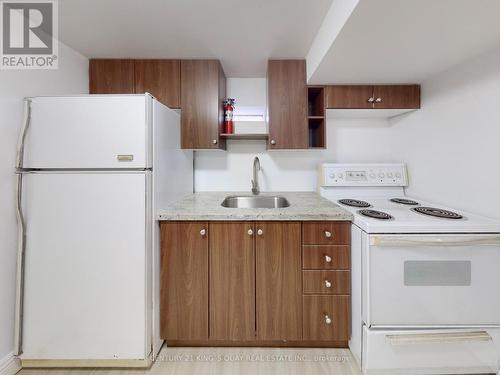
22 95 151 169
21 172 148 360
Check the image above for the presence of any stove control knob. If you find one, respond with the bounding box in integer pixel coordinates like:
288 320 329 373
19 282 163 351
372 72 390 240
329 172 335 179
338 173 344 179
369 173 376 178
378 173 385 178
387 172 393 178
395 172 402 178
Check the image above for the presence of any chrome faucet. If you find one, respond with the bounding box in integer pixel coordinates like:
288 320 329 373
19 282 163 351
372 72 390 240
251 156 261 195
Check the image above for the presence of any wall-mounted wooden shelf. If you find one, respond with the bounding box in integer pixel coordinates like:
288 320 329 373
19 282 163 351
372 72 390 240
220 133 269 140
307 86 326 148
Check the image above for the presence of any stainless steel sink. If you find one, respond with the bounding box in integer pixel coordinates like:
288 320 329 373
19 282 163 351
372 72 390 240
221 195 290 209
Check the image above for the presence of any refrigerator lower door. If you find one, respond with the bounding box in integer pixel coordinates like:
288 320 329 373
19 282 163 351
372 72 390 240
20 172 149 360
21 95 152 169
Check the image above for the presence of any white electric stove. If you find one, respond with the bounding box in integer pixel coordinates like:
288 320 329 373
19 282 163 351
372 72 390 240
318 163 500 375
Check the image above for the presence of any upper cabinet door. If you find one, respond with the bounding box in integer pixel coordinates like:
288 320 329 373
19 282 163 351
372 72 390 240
372 85 421 109
135 60 181 109
89 59 135 94
181 60 226 150
326 85 374 109
267 60 308 149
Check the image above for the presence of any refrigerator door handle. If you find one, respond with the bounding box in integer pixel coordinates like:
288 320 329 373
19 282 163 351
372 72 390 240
16 99 33 169
14 173 26 355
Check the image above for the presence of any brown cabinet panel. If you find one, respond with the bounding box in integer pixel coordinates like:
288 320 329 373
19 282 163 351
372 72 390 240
373 85 420 109
209 222 255 340
256 222 302 340
160 222 209 340
302 222 351 245
89 59 135 94
181 60 226 149
326 85 374 109
302 271 351 294
135 60 180 108
267 60 308 149
302 245 350 270
303 295 350 341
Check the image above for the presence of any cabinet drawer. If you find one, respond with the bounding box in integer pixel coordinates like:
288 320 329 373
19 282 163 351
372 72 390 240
302 245 350 270
302 222 350 245
303 271 350 295
303 295 349 341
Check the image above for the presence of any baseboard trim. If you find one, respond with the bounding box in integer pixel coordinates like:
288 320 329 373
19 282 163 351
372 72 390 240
21 358 152 368
0 353 21 375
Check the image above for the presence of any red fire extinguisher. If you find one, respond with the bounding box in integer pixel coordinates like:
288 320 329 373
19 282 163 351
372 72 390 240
224 98 235 134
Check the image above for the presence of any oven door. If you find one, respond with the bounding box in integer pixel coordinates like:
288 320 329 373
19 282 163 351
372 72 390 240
363 234 500 327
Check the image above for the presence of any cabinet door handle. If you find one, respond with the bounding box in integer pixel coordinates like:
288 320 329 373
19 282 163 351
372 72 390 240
324 314 332 325
324 280 332 288
270 139 276 145
324 255 332 263
257 229 263 236
212 139 218 145
375 97 382 103
367 97 375 103
248 229 254 236
324 230 332 238
200 229 207 236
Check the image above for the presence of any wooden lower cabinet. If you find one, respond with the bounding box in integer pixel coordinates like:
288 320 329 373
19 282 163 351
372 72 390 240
160 220 351 347
160 222 209 340
303 295 350 341
209 222 255 340
256 222 302 341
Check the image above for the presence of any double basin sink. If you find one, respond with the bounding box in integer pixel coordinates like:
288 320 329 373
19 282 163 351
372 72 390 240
221 195 290 209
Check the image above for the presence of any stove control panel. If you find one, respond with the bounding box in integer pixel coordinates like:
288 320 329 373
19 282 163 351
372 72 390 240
320 163 408 187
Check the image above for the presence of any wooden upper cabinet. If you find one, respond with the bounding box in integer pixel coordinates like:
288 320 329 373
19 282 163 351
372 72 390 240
209 222 255 341
89 59 135 94
326 84 420 109
181 60 226 150
256 222 302 341
160 222 209 341
134 60 180 108
372 85 420 109
326 85 374 109
267 60 308 149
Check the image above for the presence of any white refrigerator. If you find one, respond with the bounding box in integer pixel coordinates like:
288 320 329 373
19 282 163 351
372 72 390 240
14 94 193 367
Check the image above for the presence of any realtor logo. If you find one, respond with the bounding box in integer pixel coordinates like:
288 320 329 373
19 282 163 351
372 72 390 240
1 0 58 69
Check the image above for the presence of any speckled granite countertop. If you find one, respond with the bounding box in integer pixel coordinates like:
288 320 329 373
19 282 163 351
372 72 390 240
157 192 353 221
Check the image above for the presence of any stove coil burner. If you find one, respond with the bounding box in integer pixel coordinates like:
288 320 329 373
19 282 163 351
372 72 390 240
338 199 371 208
358 209 394 220
390 198 420 206
412 206 464 220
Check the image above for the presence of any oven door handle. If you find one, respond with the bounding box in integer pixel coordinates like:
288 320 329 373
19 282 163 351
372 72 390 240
370 235 500 247
386 331 493 346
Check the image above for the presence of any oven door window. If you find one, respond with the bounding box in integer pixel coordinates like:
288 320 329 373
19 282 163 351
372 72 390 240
404 260 471 286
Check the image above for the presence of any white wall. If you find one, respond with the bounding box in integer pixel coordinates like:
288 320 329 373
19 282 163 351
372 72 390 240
390 46 500 220
194 118 396 191
0 43 88 364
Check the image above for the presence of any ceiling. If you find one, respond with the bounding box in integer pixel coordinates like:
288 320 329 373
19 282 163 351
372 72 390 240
58 0 333 77
308 0 500 84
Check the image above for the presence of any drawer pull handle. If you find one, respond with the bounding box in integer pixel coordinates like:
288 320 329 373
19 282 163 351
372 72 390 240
324 255 332 263
324 280 332 288
248 229 254 236
324 315 332 325
257 229 263 236
200 229 207 236
324 230 332 238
